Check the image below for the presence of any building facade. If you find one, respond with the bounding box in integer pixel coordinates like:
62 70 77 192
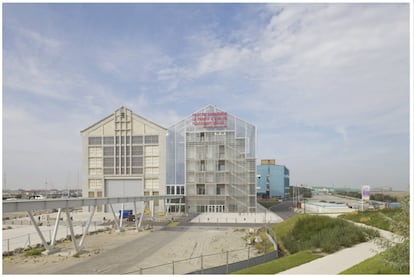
81 105 257 214
166 105 257 213
81 107 167 212
257 160 290 199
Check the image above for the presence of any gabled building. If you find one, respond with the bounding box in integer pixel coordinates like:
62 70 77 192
81 105 257 214
166 105 257 213
81 106 167 212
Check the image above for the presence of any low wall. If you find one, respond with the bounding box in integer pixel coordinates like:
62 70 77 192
304 202 356 214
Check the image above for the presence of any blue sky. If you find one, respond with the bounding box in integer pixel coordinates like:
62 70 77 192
2 3 411 191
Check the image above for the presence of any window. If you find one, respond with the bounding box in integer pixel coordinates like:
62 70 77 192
216 184 225 195
88 137 102 145
219 145 225 159
132 157 143 166
199 160 206 171
103 137 114 145
103 147 114 156
145 135 159 144
200 132 205 141
132 136 143 144
104 168 114 174
103 157 114 167
197 184 205 195
88 191 94 198
218 160 225 171
131 167 143 174
132 146 143 155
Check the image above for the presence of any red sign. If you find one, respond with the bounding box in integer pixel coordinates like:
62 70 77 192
192 112 227 128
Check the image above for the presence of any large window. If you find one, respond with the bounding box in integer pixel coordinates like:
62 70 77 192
145 135 159 144
88 137 102 145
132 136 143 144
103 137 114 144
167 185 185 195
196 184 205 195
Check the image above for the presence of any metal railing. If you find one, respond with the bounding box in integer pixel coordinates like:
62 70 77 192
124 246 278 275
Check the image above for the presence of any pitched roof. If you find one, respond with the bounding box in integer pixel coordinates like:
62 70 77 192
80 106 167 133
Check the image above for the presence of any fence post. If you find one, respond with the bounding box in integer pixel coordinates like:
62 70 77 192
248 247 250 266
7 239 10 252
173 261 174 275
200 254 203 273
49 230 52 242
226 251 229 273
28 234 31 247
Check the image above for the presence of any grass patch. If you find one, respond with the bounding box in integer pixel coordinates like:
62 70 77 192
340 245 409 274
285 215 378 254
233 228 245 232
339 208 401 232
233 250 322 274
258 201 281 209
271 214 378 255
269 214 309 254
24 247 45 256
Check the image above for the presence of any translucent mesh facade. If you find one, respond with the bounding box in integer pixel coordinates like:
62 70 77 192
167 105 257 213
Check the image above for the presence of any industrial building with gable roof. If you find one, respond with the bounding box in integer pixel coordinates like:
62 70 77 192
81 105 257 214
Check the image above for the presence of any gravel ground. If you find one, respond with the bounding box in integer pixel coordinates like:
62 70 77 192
2 225 261 274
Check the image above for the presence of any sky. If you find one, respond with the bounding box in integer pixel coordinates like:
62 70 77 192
2 3 411 191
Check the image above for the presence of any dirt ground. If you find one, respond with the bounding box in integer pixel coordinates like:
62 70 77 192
2 225 261 274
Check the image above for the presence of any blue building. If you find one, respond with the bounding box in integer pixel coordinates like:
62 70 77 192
257 160 290 199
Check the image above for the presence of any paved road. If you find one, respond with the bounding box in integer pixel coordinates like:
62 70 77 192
278 241 383 274
270 201 295 220
56 226 187 274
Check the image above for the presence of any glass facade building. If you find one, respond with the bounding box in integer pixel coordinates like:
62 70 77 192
166 105 257 213
257 160 290 199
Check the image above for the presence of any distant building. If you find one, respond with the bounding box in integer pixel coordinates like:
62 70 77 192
256 160 290 199
81 106 167 212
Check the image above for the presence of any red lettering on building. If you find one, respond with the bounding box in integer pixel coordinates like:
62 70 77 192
192 112 228 128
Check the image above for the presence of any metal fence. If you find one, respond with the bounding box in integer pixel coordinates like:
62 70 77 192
123 246 277 275
190 250 278 274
